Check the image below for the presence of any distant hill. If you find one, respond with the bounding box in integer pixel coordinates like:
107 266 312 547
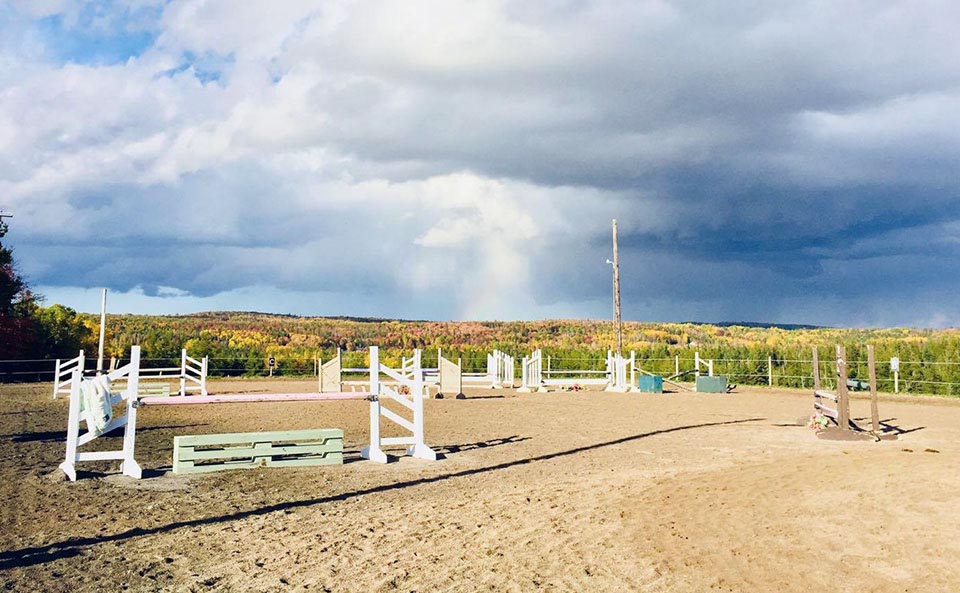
175 311 827 330
703 321 826 330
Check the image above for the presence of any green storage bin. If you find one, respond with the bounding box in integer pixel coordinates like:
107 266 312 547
637 375 663 393
695 376 728 393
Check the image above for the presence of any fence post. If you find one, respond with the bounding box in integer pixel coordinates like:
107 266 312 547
768 355 773 386
201 356 208 396
180 349 187 396
674 355 679 377
867 345 879 433
52 359 61 399
811 347 821 393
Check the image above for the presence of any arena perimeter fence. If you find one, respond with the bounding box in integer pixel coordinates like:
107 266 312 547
3 350 960 397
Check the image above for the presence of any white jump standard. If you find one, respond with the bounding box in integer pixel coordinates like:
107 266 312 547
518 349 635 392
52 350 85 399
53 348 209 399
60 346 436 481
463 350 515 389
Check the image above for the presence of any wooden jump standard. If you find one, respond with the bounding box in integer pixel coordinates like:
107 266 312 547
59 346 436 481
812 344 883 439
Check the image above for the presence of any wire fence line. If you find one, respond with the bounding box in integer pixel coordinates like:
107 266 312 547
3 352 960 396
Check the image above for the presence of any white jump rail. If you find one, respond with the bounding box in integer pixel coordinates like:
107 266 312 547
694 351 714 377
52 350 85 399
180 349 208 396
334 348 464 399
519 350 635 392
461 349 514 389
60 346 436 481
401 349 445 396
518 349 546 392
605 351 635 392
106 348 208 396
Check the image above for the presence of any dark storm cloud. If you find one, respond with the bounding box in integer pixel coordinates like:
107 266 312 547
3 1 960 325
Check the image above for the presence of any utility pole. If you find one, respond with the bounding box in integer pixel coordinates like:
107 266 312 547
0 211 12 236
97 288 108 375
612 219 622 356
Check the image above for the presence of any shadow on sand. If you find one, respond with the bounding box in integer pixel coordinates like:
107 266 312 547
4 424 210 443
0 417 763 569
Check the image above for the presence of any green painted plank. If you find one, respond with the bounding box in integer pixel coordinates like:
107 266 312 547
174 458 263 474
695 376 729 393
172 428 344 474
175 429 342 447
177 441 343 461
175 453 344 474
266 453 343 467
138 383 171 396
637 375 664 393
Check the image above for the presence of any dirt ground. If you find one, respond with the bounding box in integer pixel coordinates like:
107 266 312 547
0 379 958 593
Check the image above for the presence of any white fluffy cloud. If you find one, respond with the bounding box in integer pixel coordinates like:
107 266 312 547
3 1 960 325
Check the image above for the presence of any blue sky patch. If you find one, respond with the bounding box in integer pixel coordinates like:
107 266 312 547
35 2 162 65
158 51 234 85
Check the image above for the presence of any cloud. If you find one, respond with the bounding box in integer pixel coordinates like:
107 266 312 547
2 0 960 326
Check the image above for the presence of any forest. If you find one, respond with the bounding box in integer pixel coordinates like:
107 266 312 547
7 310 954 396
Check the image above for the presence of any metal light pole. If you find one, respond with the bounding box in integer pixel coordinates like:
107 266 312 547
606 219 623 356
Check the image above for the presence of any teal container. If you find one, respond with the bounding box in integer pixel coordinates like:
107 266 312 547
637 375 664 393
696 376 729 393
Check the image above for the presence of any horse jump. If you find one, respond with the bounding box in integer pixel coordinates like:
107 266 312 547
456 349 515 390
812 344 883 438
53 348 208 399
518 350 635 392
59 346 436 481
324 348 501 398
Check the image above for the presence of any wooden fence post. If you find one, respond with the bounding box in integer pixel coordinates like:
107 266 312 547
868 345 879 433
812 347 820 391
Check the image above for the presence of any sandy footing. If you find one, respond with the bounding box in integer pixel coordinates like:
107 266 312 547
1 380 958 592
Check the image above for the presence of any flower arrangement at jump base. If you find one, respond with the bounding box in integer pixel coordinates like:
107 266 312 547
563 384 584 392
808 413 830 431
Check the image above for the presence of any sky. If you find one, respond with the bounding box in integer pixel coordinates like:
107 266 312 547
1 1 959 327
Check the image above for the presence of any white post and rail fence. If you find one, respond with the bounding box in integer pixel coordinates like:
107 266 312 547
0 351 956 396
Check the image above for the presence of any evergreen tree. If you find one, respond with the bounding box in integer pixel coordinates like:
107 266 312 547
0 218 39 357
0 218 25 315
